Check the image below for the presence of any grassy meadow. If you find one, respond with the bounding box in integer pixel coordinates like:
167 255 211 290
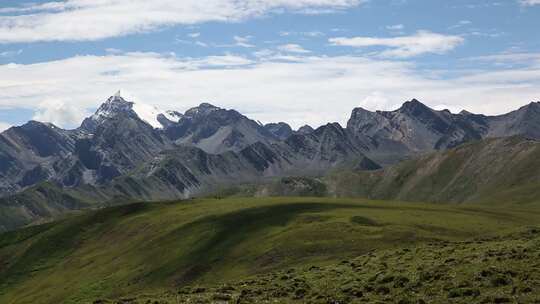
0 197 539 303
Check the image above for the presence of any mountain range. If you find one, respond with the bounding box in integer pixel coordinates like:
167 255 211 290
1 93 539 231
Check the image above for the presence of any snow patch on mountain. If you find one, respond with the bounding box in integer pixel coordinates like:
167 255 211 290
132 102 167 129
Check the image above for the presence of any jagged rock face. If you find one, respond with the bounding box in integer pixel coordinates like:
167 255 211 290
0 121 79 194
73 111 170 185
80 95 138 133
312 123 360 162
163 103 277 154
70 95 173 186
2 121 76 158
264 122 293 140
348 99 501 153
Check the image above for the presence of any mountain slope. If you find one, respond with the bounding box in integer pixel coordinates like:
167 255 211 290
486 101 540 138
327 136 540 203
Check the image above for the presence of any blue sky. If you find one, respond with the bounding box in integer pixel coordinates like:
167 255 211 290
0 0 539 130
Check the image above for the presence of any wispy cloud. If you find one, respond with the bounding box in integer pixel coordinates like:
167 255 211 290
0 0 363 43
0 49 23 57
233 36 255 48
520 0 540 6
329 31 464 58
449 20 472 29
277 44 311 53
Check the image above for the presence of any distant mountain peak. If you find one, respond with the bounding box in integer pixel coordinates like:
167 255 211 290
185 103 222 118
398 99 440 120
351 106 373 114
264 122 293 140
199 102 219 108
297 125 314 135
318 122 344 134
400 99 429 111
96 95 133 118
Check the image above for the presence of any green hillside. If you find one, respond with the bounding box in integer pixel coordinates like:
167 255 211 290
1 197 539 303
127 227 540 304
326 136 540 204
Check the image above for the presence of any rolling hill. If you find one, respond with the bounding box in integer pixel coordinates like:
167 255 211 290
1 197 539 303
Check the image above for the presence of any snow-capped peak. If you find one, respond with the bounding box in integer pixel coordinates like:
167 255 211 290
86 92 183 130
94 94 132 119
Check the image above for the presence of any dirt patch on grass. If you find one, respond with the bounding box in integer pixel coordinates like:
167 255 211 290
350 216 381 227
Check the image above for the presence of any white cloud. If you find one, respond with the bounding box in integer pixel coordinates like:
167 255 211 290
188 32 201 38
0 122 11 132
277 44 311 53
520 0 540 6
0 0 362 43
195 41 209 47
233 36 255 48
105 48 123 54
1 52 540 129
32 99 90 128
329 31 465 58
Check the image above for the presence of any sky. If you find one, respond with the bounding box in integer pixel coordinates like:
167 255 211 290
0 0 539 130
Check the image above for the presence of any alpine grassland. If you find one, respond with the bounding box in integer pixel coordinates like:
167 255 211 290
1 197 539 303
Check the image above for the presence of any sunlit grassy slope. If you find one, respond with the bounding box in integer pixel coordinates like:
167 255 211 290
1 197 539 303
